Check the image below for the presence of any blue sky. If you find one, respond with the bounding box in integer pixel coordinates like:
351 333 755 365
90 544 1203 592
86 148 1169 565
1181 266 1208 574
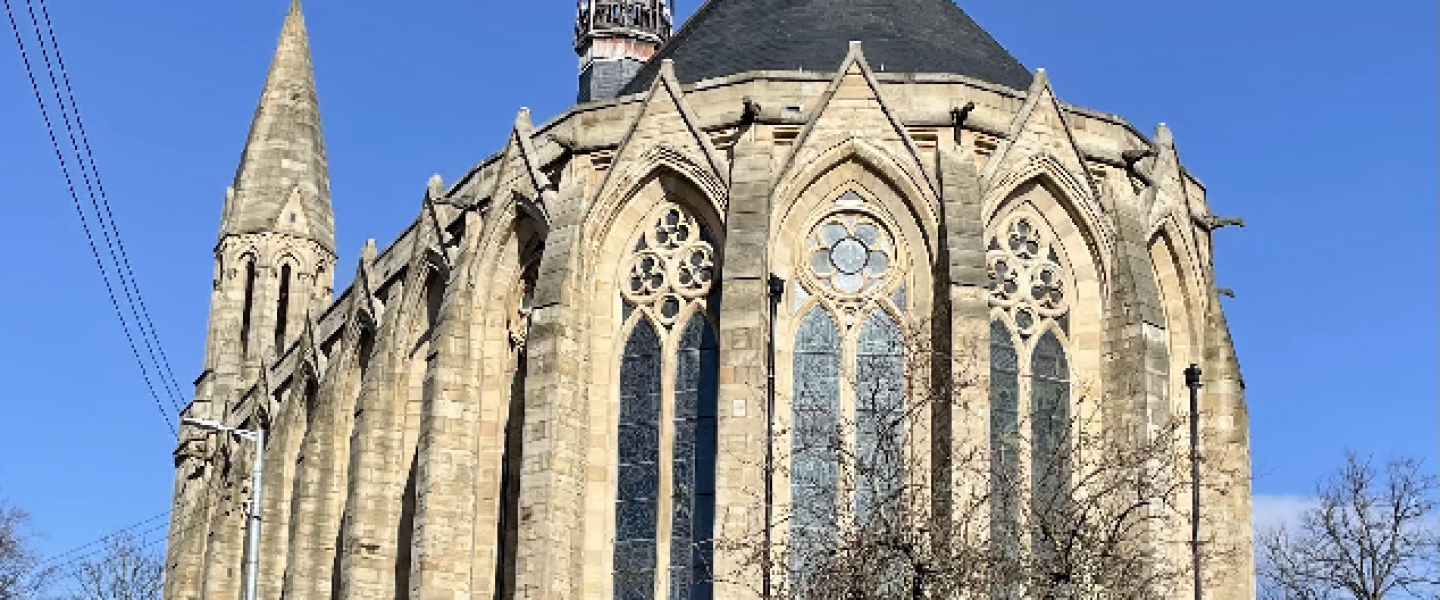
0 0 1434 564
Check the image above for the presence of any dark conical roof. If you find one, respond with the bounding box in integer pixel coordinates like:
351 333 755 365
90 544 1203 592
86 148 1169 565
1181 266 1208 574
619 0 1032 95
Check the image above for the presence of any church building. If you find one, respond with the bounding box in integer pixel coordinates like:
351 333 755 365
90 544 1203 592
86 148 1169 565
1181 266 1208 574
164 1 1255 598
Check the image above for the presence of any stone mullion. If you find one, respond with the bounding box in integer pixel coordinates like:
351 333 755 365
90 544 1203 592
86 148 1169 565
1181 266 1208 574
337 273 417 600
711 131 773 598
938 146 990 543
513 180 590 599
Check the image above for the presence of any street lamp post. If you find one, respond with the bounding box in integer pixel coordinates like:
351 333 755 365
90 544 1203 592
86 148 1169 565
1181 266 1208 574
1183 364 1203 600
183 417 266 600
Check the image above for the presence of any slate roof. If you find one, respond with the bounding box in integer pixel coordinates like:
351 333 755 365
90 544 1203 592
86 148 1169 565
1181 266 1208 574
619 0 1032 95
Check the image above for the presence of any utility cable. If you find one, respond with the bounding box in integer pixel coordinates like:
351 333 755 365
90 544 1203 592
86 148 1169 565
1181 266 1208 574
35 511 170 569
31 0 188 410
3 0 175 435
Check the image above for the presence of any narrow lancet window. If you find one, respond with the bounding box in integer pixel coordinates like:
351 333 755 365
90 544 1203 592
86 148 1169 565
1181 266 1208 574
989 319 1021 565
669 314 718 600
615 319 662 600
240 259 257 354
789 306 841 588
854 310 904 524
275 264 292 353
1029 331 1070 533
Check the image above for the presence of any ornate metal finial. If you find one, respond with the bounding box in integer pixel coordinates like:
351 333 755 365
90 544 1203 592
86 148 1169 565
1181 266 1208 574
575 0 673 50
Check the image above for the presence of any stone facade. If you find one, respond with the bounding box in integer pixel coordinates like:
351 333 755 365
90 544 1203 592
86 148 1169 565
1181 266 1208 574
165 2 1254 599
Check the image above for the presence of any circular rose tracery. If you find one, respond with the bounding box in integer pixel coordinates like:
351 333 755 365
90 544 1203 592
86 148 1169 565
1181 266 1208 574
807 215 895 296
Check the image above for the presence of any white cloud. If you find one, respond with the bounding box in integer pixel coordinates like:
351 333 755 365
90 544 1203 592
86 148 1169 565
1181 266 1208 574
1252 494 1316 534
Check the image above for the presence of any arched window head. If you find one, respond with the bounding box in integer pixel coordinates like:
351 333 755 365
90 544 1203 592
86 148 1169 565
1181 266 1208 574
622 202 716 328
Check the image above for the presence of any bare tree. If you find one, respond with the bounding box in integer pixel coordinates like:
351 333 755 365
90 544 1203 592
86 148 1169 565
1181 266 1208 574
64 533 162 600
0 499 54 600
1258 453 1439 600
709 319 1238 599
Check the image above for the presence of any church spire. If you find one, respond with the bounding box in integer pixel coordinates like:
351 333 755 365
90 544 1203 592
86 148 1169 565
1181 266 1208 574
574 0 673 103
225 0 334 253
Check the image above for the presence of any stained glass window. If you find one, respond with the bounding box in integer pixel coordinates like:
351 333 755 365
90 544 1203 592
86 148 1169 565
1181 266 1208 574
989 319 1021 567
615 319 662 600
1030 331 1070 527
855 310 904 525
790 307 841 588
670 315 718 600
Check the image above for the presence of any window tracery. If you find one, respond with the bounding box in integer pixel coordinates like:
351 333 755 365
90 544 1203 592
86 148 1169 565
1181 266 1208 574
614 200 719 600
622 204 716 327
986 210 1074 563
987 214 1070 337
787 189 910 589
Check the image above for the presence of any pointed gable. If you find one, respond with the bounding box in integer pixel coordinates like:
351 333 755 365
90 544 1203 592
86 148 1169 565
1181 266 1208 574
484 109 554 212
596 61 729 206
982 69 1102 208
1144 123 1203 231
781 42 935 197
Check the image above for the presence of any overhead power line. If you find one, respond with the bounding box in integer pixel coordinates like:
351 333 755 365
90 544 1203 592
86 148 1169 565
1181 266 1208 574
33 0 188 410
4 0 189 434
36 512 171 572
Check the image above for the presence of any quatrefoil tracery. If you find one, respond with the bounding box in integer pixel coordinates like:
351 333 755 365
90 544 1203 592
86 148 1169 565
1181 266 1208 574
988 214 1070 335
622 204 715 327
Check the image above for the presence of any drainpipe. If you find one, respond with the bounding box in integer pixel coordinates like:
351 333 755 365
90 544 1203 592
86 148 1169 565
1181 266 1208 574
1185 364 1204 600
764 274 785 599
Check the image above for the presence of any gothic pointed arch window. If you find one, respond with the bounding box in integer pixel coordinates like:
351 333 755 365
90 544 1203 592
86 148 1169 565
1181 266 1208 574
275 263 292 353
240 257 257 354
789 306 841 581
987 210 1074 550
1029 331 1070 520
989 318 1021 561
614 200 719 600
786 189 910 589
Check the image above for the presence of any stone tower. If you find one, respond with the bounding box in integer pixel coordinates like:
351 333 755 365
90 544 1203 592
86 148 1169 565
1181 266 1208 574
575 0 672 102
165 2 334 600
